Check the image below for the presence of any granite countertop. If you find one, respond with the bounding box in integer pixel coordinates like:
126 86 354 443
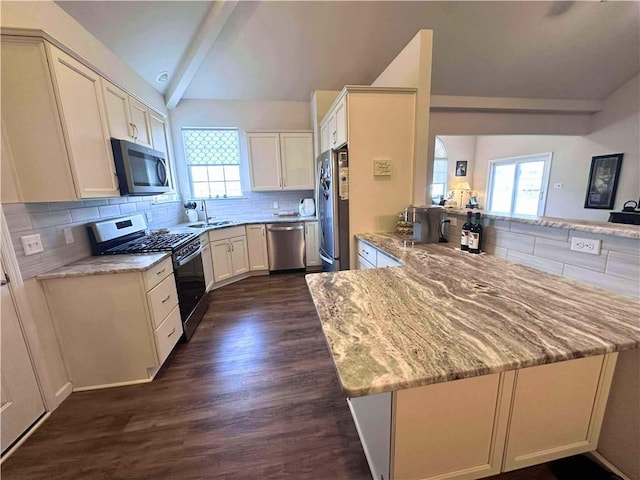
445 208 640 239
37 252 170 280
305 233 640 398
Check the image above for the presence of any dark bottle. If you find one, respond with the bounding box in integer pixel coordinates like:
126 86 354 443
468 212 483 254
460 211 473 251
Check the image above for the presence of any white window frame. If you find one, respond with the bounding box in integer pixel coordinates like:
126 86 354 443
182 127 243 200
486 152 553 216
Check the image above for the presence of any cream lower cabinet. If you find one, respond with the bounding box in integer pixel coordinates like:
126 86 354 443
246 224 269 271
350 354 618 480
200 234 215 292
1 37 119 201
41 257 182 390
357 240 401 269
209 226 250 285
304 221 321 268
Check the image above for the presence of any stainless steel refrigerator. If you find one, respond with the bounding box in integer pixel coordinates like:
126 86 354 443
317 148 350 271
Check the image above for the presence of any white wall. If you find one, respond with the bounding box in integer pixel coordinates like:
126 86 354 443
438 135 477 205
1 0 167 113
372 30 433 206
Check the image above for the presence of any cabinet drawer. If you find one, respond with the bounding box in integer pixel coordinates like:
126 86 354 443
377 252 401 268
358 255 376 270
357 241 377 265
154 305 182 365
147 273 178 328
209 225 246 243
144 257 172 291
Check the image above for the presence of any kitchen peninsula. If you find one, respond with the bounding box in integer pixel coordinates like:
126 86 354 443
306 232 640 480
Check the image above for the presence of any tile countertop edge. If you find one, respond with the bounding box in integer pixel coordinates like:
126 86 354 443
36 252 170 280
444 208 640 239
307 233 640 398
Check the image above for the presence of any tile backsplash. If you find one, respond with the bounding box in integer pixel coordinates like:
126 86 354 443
3 197 184 280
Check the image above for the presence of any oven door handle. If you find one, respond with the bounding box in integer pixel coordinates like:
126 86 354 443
174 247 202 268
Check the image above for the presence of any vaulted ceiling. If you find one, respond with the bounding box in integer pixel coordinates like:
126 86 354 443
58 1 640 104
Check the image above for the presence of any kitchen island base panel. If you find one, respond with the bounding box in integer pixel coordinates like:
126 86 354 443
348 354 617 480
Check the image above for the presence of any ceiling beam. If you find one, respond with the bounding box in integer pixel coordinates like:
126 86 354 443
165 0 238 109
430 95 603 114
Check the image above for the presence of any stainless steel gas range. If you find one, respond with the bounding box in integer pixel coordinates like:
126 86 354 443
87 215 207 341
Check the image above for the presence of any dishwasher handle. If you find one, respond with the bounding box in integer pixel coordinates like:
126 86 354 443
267 225 304 232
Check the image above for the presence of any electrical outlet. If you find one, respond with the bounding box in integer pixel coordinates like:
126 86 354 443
145 211 153 222
449 217 458 227
21 234 44 256
272 201 279 209
553 182 563 189
570 236 601 255
63 228 74 244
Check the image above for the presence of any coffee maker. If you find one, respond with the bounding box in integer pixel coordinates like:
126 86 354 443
404 206 443 243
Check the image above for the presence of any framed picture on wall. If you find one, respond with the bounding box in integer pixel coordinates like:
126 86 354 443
584 153 623 209
455 160 467 177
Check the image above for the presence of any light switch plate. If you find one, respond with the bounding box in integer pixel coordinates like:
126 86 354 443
21 234 44 256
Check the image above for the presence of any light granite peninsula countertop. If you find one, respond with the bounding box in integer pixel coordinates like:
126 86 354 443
37 252 169 280
305 233 640 397
445 208 640 239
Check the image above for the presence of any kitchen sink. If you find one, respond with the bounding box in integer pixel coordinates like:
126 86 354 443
188 220 234 228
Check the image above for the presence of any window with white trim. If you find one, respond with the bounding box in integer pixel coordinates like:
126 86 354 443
182 128 243 198
431 137 448 203
486 153 552 216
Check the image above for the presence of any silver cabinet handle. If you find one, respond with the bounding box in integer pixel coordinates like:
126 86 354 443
268 225 304 232
231 242 234 252
161 294 171 303
167 326 176 337
262 226 265 236
227 242 230 253
156 267 166 276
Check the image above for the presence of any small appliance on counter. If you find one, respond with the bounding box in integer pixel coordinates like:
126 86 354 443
404 206 443 244
608 200 640 225
299 198 316 217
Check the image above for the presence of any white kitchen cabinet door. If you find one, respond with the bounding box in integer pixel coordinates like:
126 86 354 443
304 221 321 267
320 120 331 153
149 110 175 191
129 97 153 148
247 133 282 190
101 79 132 142
201 239 215 292
211 239 233 283
1 122 22 203
333 95 347 147
229 236 249 276
1 269 46 453
47 44 120 198
246 225 269 271
279 133 314 190
358 255 375 270
503 354 617 472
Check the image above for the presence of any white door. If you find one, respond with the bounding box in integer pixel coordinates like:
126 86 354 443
1 265 45 453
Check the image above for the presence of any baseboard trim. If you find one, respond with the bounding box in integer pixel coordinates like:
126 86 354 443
52 381 73 409
0 412 51 464
72 378 152 392
589 451 631 480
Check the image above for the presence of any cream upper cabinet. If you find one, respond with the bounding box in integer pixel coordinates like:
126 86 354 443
102 79 153 148
320 94 348 151
304 221 321 267
129 97 153 147
247 132 314 191
247 133 282 190
46 44 120 198
149 110 175 190
279 133 314 190
1 38 120 200
1 123 23 204
246 224 269 271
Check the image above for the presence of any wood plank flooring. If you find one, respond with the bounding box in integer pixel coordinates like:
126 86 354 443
2 273 619 479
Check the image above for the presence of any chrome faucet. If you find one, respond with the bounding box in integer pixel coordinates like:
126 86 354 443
201 200 210 223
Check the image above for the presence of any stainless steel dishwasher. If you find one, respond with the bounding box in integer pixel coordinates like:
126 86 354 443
266 223 305 271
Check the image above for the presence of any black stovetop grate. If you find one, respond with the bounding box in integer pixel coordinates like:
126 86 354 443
104 232 195 254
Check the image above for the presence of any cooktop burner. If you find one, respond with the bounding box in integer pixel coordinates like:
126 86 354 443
104 232 195 254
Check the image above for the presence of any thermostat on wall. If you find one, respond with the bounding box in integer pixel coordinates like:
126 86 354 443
373 159 392 176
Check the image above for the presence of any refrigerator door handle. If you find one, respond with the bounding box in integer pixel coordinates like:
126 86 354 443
319 250 334 265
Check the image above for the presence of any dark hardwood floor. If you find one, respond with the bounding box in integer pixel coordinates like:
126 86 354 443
2 273 619 479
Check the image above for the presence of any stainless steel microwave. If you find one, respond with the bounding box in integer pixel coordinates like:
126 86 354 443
111 138 170 196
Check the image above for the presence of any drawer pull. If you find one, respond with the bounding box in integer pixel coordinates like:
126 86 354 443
161 294 171 303
167 326 176 337
156 268 166 276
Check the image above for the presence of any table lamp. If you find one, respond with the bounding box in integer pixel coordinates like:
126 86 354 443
455 181 471 207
